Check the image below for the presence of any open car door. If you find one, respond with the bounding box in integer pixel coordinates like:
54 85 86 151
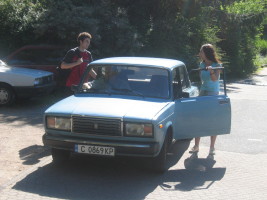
173 67 231 140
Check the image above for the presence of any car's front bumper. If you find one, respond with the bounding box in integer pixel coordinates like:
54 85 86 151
14 82 55 98
43 134 160 157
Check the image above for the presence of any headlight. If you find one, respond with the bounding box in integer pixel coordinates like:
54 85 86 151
34 78 43 85
46 116 71 131
124 123 153 137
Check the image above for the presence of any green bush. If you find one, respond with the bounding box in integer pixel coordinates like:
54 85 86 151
256 39 267 56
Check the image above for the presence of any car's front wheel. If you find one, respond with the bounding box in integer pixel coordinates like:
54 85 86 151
0 84 15 106
151 139 167 173
149 132 171 173
51 148 70 165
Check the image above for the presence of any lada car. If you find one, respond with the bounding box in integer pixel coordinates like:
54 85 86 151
43 57 231 172
0 60 55 106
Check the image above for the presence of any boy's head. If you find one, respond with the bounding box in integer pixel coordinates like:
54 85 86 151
77 32 92 43
77 32 92 49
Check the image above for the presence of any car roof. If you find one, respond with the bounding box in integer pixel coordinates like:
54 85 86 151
90 57 185 69
5 45 66 60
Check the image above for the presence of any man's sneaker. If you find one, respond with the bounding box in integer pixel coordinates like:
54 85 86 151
189 146 199 154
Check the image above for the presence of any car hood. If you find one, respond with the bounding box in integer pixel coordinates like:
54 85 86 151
0 63 52 78
45 95 170 120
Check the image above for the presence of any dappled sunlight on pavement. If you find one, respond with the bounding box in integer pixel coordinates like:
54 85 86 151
227 67 267 100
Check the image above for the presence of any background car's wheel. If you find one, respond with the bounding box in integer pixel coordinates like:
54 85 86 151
0 84 15 106
51 148 70 165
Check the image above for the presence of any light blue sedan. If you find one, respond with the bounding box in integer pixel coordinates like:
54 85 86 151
43 57 231 172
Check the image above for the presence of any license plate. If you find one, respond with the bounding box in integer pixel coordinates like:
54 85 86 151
75 144 115 156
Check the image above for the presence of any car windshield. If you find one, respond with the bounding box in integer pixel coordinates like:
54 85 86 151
80 65 170 99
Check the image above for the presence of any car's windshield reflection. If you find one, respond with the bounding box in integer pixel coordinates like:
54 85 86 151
80 65 170 98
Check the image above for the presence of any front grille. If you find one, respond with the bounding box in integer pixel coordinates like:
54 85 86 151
72 116 122 136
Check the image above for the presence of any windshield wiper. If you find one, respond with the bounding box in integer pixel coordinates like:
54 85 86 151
110 87 145 97
81 88 111 95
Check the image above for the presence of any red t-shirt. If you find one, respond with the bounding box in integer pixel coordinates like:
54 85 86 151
63 47 92 87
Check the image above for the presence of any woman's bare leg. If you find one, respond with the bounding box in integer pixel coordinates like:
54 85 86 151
189 137 201 153
209 135 217 155
195 137 200 147
210 135 217 149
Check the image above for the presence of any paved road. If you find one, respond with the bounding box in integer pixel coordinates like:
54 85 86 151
0 68 267 200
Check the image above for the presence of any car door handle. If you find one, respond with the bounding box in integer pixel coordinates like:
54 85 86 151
219 99 229 105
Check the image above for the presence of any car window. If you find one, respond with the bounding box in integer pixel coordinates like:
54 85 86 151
172 65 192 99
179 66 190 89
172 67 180 98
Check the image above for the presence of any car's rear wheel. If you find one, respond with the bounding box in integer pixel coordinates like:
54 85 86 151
0 84 15 106
51 148 70 165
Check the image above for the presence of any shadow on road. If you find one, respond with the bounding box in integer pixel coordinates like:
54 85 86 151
0 101 46 126
0 94 64 126
12 149 226 200
19 145 51 165
160 167 226 191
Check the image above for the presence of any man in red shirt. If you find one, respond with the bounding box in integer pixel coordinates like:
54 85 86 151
61 32 96 95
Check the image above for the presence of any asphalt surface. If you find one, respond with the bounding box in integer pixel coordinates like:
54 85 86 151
0 68 267 200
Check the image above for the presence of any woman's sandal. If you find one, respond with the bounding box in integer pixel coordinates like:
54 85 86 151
209 148 216 155
189 146 199 154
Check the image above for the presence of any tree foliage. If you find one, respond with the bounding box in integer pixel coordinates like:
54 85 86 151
219 0 266 76
0 0 266 77
0 0 43 54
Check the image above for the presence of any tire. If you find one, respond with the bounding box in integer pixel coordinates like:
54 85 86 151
0 84 15 106
51 148 70 165
150 136 169 173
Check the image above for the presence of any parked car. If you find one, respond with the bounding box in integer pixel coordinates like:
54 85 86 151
0 60 55 106
42 57 231 172
3 45 68 87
